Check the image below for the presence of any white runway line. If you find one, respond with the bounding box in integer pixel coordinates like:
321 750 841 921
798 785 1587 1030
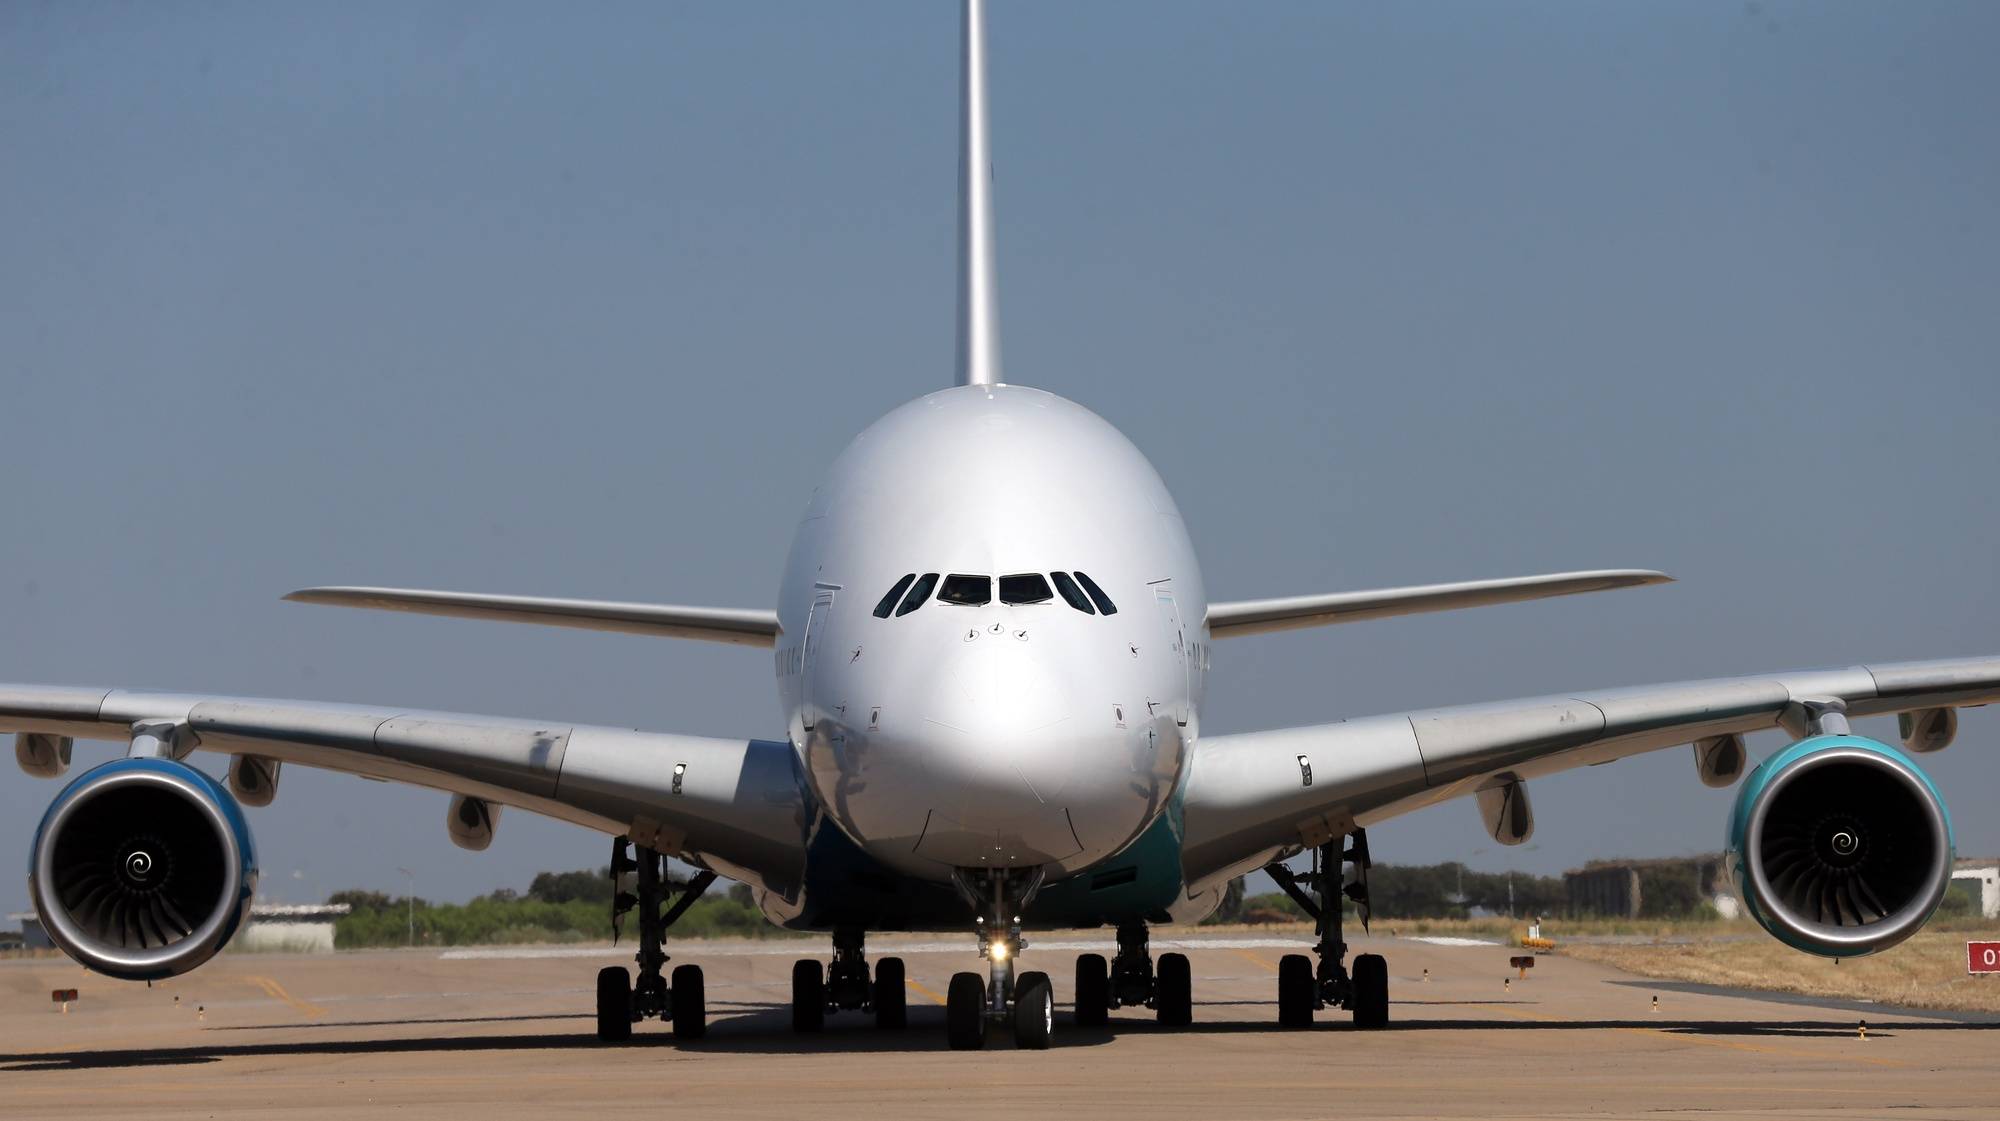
437 934 1405 961
1403 936 1502 947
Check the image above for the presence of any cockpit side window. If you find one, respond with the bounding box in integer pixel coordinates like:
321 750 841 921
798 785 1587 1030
999 573 1054 605
937 574 992 606
1050 572 1095 614
896 573 939 616
1073 571 1118 615
873 573 917 618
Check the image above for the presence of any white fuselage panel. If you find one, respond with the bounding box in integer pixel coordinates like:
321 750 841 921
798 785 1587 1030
776 385 1206 881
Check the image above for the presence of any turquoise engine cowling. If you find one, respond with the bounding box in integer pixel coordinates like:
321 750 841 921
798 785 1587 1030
1725 734 1953 957
28 757 259 981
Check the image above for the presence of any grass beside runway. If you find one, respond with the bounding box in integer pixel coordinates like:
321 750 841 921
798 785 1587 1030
1558 927 2000 1014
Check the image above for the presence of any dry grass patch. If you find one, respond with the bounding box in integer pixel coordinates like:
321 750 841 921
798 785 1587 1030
1561 929 2000 1014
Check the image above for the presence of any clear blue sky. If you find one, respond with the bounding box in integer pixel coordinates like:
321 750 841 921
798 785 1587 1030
4 1 1997 904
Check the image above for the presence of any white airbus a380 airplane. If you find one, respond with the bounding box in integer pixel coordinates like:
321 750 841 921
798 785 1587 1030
7 1 1991 1051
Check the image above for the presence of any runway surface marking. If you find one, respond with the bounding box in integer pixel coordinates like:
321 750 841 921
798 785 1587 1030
437 936 1343 961
905 978 949 1006
1231 948 1278 974
243 975 325 1018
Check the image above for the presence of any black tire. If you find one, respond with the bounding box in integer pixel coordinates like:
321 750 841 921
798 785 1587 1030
874 956 908 1029
595 966 632 1043
946 971 987 1051
1352 953 1389 1029
1155 951 1192 1027
671 964 706 1040
792 958 826 1033
1074 953 1109 1027
1014 970 1049 1001
1013 972 1053 1050
1278 953 1314 1028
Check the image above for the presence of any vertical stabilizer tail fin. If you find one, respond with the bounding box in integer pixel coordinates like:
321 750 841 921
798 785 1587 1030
955 0 1003 387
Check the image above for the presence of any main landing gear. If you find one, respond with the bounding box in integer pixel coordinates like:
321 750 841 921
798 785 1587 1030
944 868 1051 1051
1265 828 1389 1029
596 838 716 1043
789 926 907 1032
1072 921 1191 1028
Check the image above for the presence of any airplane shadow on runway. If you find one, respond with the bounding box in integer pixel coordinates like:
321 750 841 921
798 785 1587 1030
5 1001 1996 1071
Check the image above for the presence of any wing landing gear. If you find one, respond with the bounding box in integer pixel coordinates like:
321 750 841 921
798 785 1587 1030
1265 828 1389 1029
596 837 715 1042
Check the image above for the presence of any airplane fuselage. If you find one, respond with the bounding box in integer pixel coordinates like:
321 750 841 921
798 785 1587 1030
776 384 1206 887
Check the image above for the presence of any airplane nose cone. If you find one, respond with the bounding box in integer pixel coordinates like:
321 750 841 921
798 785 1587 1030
921 638 1077 828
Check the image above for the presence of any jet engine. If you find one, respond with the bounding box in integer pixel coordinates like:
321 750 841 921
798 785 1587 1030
29 757 257 980
1726 734 1953 957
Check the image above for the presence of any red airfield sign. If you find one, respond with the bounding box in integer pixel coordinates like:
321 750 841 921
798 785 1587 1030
1969 941 2000 974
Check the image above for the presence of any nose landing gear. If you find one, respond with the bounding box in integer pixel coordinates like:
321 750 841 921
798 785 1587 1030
595 838 716 1042
946 867 1049 1050
1266 828 1389 1029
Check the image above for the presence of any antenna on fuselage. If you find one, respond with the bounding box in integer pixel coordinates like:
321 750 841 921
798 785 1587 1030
955 0 1003 388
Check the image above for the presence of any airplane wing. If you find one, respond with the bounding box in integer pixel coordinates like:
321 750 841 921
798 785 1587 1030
1 685 808 895
1178 655 2000 888
284 586 782 647
1204 569 1671 638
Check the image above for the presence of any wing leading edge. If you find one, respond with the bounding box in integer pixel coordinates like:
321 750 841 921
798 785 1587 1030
1205 569 1672 639
285 586 781 647
1178 655 2000 891
0 685 808 896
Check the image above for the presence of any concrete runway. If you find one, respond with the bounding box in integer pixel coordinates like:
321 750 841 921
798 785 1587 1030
4 933 1997 1120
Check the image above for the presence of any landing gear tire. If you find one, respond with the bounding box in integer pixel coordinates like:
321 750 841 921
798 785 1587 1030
671 964 706 1040
1013 972 1054 1050
1155 951 1192 1027
1278 953 1314 1028
1351 952 1389 1029
874 956 908 1029
596 966 633 1043
1073 953 1109 1027
946 971 987 1051
792 958 826 1033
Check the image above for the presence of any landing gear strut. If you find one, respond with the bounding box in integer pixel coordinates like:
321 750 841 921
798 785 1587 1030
790 927 906 1032
947 868 1049 1050
1265 828 1388 1029
1074 921 1189 1027
596 838 716 1042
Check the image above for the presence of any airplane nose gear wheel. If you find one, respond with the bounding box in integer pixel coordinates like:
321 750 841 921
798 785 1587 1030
950 866 1047 1050
1013 972 1053 1050
947 972 987 1050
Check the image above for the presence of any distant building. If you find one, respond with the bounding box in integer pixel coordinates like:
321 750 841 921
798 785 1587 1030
1953 858 1999 919
1563 855 1735 919
5 903 351 955
240 903 352 953
5 911 54 950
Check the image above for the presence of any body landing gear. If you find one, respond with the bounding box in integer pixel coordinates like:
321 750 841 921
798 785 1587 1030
1266 828 1389 1029
596 838 716 1042
790 927 907 1033
1073 921 1190 1028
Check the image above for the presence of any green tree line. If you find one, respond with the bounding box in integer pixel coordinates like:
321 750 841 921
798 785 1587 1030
330 869 796 948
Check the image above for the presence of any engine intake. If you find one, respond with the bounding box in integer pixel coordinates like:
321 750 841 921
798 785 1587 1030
1727 734 1953 957
29 758 257 980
